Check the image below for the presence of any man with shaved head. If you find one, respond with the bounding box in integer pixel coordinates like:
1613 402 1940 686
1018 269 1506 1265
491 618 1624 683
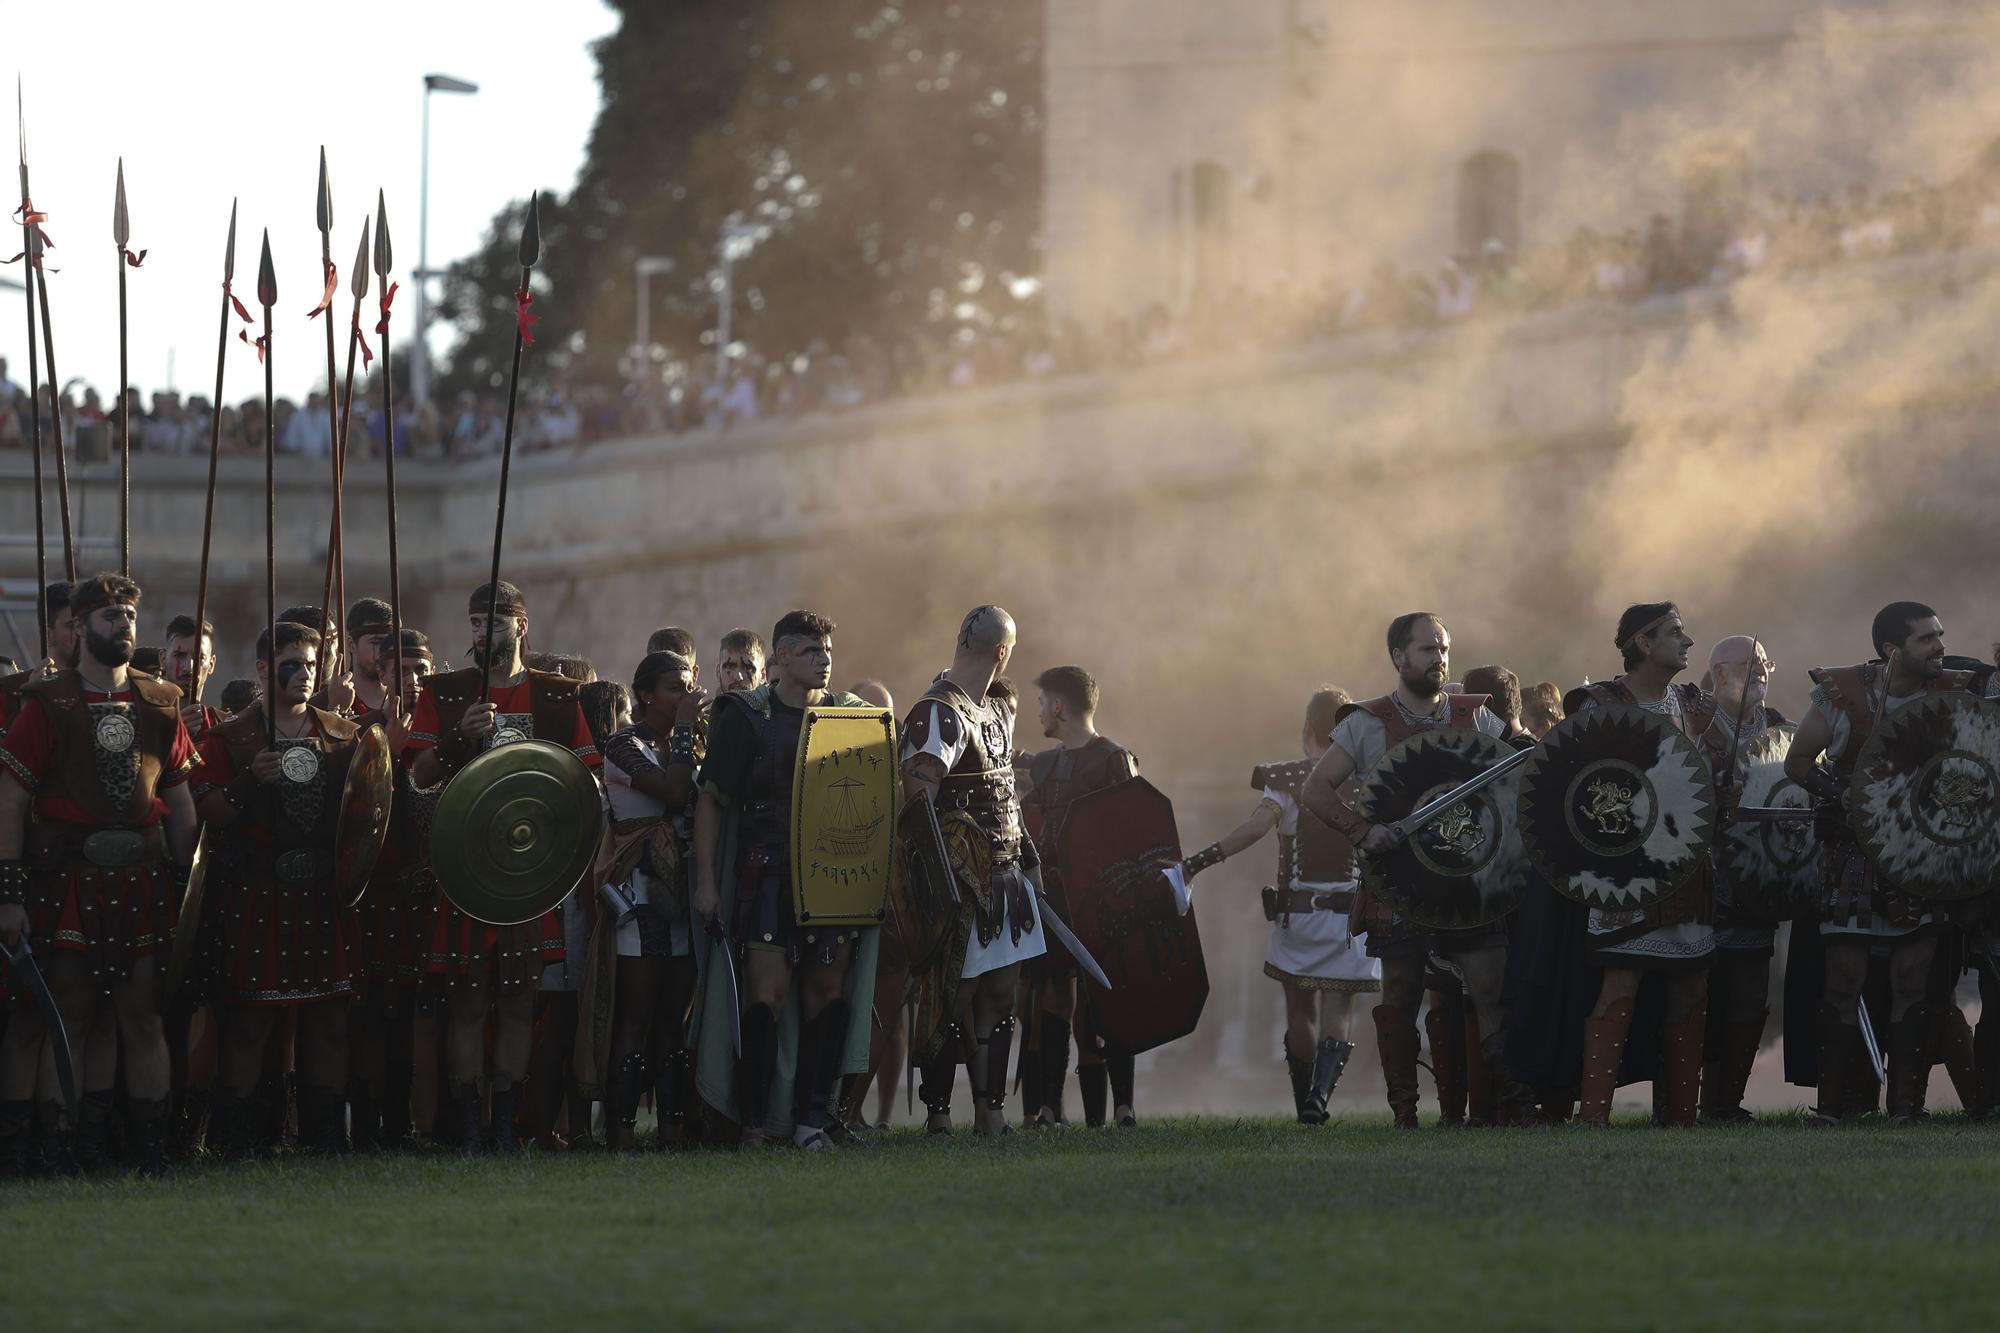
1695 635 1788 1123
902 605 1048 1136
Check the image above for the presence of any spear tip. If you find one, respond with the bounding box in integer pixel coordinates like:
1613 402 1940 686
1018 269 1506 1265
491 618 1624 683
373 189 392 276
256 228 277 308
316 145 332 234
113 158 129 247
224 198 239 281
350 216 371 300
519 191 542 269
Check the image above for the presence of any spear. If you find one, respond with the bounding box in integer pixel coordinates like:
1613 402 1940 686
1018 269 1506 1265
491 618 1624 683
373 191 405 700
257 230 278 748
312 148 345 666
17 85 71 581
192 201 241 653
331 216 371 670
14 82 46 661
112 158 135 576
477 193 542 707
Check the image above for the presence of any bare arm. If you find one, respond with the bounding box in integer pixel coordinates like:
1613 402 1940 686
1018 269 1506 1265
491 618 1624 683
1783 703 1836 790
1215 801 1281 860
902 753 945 808
163 784 198 863
410 749 445 790
1300 745 1359 827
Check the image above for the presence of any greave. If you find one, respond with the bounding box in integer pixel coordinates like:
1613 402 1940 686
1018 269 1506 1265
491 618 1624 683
1578 997 1636 1126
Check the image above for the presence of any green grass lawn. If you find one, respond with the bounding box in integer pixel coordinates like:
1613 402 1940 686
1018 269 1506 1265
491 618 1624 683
5 1116 1999 1331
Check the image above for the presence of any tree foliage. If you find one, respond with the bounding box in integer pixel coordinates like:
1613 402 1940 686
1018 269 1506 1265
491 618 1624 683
436 0 1043 396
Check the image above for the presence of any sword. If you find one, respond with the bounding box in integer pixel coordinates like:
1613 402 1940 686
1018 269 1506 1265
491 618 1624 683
1730 806 1815 823
1387 744 1537 842
1036 891 1112 991
3 934 78 1118
1857 996 1886 1086
704 921 742 1058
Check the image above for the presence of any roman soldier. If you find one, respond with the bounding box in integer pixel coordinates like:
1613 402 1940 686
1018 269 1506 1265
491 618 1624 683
1300 612 1526 1128
1170 686 1380 1125
0 573 199 1176
1784 601 1965 1124
1696 635 1787 1123
598 649 706 1151
191 620 365 1155
690 610 879 1149
0 582 78 735
349 626 434 1150
405 580 601 1152
1018 664 1138 1128
1565 602 1717 1128
903 606 1047 1137
160 614 220 742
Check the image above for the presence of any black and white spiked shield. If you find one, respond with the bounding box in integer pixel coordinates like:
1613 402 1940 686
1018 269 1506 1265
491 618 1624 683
1850 691 2000 901
1519 705 1716 910
1359 729 1531 928
1715 724 1818 919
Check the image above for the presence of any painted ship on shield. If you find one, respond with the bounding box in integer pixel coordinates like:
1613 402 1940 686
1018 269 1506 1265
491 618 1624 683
815 777 884 860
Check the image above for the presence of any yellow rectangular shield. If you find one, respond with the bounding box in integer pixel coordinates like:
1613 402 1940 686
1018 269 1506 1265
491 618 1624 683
791 707 898 925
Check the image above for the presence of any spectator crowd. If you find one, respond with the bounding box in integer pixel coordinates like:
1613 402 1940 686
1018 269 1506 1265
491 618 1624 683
6 165 2000 461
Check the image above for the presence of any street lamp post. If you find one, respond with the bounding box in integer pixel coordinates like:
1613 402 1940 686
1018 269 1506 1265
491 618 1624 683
414 73 478 405
714 222 757 381
632 256 675 376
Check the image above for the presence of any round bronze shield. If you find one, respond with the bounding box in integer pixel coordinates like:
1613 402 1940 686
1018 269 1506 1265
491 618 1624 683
334 723 395 908
163 827 209 1007
1851 690 2000 901
1358 729 1531 929
428 739 601 925
1519 704 1715 911
1715 725 1818 920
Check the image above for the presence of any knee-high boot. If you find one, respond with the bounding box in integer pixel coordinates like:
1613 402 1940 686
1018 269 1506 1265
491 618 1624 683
1373 1004 1421 1129
1660 1000 1707 1129
1425 1005 1465 1127
1887 1001 1932 1125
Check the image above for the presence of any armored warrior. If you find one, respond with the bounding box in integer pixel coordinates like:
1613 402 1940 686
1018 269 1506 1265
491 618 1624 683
191 621 365 1154
1564 603 1717 1128
348 627 434 1150
1695 635 1788 1123
405 581 601 1151
160 614 220 742
690 610 879 1149
0 582 78 734
1018 665 1139 1128
905 606 1047 1137
597 649 706 1151
1784 602 1962 1124
1171 686 1379 1124
0 574 199 1176
1301 613 1530 1127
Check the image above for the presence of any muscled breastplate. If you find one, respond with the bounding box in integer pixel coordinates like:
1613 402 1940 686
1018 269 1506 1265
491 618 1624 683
930 686 1023 864
745 703 807 861
25 671 180 827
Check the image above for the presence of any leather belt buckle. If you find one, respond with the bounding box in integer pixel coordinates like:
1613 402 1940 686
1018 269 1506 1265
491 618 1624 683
82 829 147 868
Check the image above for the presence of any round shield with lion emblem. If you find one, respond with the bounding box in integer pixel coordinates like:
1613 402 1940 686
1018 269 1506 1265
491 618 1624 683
1358 729 1531 928
1850 690 2000 901
1518 704 1715 910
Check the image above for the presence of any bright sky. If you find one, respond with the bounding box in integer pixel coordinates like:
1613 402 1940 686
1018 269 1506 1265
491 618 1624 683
4 0 616 403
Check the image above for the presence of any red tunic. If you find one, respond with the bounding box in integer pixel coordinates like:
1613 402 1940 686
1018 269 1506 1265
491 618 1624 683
407 675 600 984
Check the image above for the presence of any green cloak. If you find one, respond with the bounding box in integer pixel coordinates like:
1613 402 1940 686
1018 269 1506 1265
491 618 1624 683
688 684 882 1136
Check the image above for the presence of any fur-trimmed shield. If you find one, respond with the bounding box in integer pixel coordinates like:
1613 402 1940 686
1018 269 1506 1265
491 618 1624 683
1519 705 1716 910
1851 691 2000 901
1054 777 1205 1054
1715 725 1818 919
1358 729 1530 928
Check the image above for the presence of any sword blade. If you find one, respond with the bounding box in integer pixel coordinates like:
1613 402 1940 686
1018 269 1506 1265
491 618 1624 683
1856 996 1886 1085
1392 744 1537 839
5 938 77 1118
1731 805 1815 823
1037 894 1111 991
719 933 741 1058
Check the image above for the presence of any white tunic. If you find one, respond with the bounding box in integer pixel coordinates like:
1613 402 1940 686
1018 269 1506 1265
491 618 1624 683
1261 784 1379 989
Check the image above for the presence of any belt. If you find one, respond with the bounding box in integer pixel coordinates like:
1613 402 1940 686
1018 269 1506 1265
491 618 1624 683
37 825 165 870
1263 886 1354 921
241 847 336 884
